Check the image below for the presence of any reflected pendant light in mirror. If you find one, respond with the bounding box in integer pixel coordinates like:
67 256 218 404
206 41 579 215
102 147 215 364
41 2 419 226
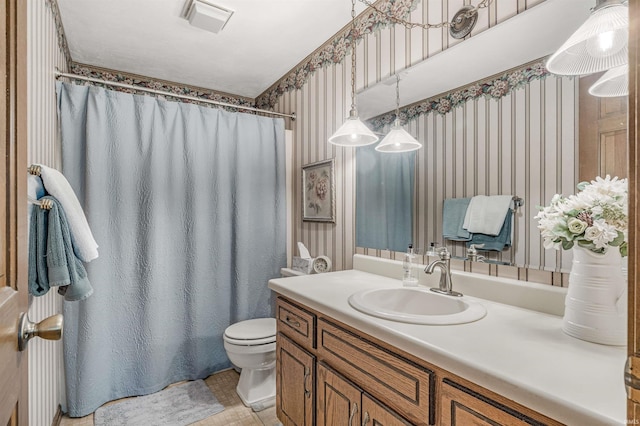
546 0 628 76
328 0 379 147
589 64 628 96
376 75 422 153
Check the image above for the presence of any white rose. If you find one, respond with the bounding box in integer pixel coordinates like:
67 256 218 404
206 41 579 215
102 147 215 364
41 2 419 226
567 218 588 235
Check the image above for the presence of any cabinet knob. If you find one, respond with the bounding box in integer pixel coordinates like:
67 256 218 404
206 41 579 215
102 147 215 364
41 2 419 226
348 402 359 426
304 366 311 398
285 316 301 327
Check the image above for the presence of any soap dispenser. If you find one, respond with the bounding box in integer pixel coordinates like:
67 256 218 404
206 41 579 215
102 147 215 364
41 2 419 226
402 244 418 287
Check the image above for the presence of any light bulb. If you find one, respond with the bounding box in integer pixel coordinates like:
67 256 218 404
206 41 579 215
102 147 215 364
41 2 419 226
586 29 626 58
350 133 358 140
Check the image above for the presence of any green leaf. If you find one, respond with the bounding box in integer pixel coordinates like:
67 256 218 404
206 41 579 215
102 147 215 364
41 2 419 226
620 242 628 257
566 209 580 217
577 240 596 250
561 239 574 250
610 231 625 247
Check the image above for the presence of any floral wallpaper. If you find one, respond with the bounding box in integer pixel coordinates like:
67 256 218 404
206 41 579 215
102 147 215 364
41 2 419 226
255 0 418 110
48 0 72 68
69 64 255 111
368 60 552 131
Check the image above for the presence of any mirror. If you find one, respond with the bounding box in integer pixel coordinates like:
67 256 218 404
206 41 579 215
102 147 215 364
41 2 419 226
355 0 627 273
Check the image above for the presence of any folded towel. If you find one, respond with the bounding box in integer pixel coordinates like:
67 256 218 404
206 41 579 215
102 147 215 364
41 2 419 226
28 204 50 296
463 195 513 236
44 197 93 302
442 198 472 241
37 164 99 262
467 210 513 251
27 175 46 234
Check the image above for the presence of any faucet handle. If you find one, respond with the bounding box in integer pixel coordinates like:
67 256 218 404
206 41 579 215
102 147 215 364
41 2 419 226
437 247 451 260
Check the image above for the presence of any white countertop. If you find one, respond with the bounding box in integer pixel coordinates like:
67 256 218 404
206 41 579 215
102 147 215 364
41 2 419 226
269 266 627 425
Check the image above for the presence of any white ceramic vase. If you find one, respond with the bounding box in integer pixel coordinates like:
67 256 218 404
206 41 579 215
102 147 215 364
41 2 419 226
562 246 627 346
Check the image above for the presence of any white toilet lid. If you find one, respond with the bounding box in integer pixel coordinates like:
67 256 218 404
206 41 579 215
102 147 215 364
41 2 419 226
224 318 276 341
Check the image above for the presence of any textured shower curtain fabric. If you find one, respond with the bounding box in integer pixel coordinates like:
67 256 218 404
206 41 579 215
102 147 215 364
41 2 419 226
56 82 286 417
356 143 415 252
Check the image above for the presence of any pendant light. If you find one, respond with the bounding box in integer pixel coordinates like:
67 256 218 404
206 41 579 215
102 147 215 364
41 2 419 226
375 75 422 153
589 64 628 97
328 0 379 147
546 0 628 76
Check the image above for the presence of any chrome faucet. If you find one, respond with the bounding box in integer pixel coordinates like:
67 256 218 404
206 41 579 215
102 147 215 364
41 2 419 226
424 247 463 297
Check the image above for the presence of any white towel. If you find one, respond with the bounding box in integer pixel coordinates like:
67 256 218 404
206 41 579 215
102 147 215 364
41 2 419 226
463 195 513 236
37 165 99 262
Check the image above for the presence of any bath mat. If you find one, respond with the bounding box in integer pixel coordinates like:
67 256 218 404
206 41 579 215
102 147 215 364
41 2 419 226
94 379 224 426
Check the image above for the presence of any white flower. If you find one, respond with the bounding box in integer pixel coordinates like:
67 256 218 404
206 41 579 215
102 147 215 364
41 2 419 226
536 175 628 255
584 219 618 249
567 218 588 235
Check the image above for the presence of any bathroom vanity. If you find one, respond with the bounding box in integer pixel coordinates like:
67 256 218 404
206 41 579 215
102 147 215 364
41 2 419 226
268 255 626 426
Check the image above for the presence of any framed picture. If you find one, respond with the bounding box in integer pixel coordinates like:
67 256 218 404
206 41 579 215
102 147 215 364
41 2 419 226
302 159 335 222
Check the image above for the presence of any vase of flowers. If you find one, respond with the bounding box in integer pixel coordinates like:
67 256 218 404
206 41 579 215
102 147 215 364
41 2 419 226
535 175 627 346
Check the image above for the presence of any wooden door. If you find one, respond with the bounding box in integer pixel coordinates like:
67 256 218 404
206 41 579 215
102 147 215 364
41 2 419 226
317 363 361 426
0 0 29 425
629 0 640 422
579 72 628 182
276 333 315 426
361 394 412 426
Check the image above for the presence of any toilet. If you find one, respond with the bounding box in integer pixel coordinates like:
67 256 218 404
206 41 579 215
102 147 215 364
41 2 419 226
223 317 276 410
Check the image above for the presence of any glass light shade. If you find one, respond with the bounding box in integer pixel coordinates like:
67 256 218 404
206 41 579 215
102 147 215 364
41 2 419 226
588 64 628 97
546 1 628 76
328 114 379 147
375 121 422 153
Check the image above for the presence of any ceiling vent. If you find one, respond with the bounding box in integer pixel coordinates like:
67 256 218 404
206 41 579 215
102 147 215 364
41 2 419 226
182 0 234 34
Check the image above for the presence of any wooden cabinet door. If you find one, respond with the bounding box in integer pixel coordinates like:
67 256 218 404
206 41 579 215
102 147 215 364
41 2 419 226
317 363 361 426
0 0 28 424
277 333 315 426
361 394 413 426
440 380 549 426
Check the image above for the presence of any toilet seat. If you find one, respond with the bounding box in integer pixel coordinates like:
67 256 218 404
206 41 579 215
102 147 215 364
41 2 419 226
224 318 276 346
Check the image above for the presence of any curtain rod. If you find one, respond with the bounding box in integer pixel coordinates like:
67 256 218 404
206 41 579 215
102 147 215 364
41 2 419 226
55 71 296 120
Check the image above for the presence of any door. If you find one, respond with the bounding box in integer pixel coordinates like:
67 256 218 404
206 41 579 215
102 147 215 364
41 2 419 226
579 72 628 182
277 333 315 426
317 363 361 426
361 394 412 426
0 0 29 425
629 0 640 422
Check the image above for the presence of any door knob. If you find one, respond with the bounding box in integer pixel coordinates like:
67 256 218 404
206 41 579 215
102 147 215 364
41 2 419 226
17 312 63 351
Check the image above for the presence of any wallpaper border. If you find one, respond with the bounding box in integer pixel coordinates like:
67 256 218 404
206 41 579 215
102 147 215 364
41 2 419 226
68 63 256 110
368 59 553 131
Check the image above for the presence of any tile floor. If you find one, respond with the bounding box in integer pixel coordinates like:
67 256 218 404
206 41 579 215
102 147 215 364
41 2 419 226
59 369 281 426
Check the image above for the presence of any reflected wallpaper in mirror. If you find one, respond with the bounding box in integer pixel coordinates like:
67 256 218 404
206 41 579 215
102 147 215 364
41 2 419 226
357 63 582 273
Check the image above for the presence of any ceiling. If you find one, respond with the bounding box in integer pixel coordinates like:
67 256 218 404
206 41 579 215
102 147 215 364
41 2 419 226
56 0 369 99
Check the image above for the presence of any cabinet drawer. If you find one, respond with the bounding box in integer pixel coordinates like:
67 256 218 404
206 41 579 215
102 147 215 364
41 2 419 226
277 297 316 350
318 319 433 425
440 379 560 426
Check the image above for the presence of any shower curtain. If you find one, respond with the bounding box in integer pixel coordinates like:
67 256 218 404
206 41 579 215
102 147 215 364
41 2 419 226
356 143 415 252
56 82 286 417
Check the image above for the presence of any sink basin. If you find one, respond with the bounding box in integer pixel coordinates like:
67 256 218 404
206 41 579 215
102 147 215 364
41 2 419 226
348 287 486 325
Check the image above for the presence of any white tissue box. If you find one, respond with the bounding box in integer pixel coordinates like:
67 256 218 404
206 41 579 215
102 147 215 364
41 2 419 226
292 256 313 274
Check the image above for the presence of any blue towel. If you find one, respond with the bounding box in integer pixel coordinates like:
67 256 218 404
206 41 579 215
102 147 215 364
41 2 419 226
46 197 93 301
27 196 93 301
443 198 472 241
28 204 49 296
467 210 513 251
